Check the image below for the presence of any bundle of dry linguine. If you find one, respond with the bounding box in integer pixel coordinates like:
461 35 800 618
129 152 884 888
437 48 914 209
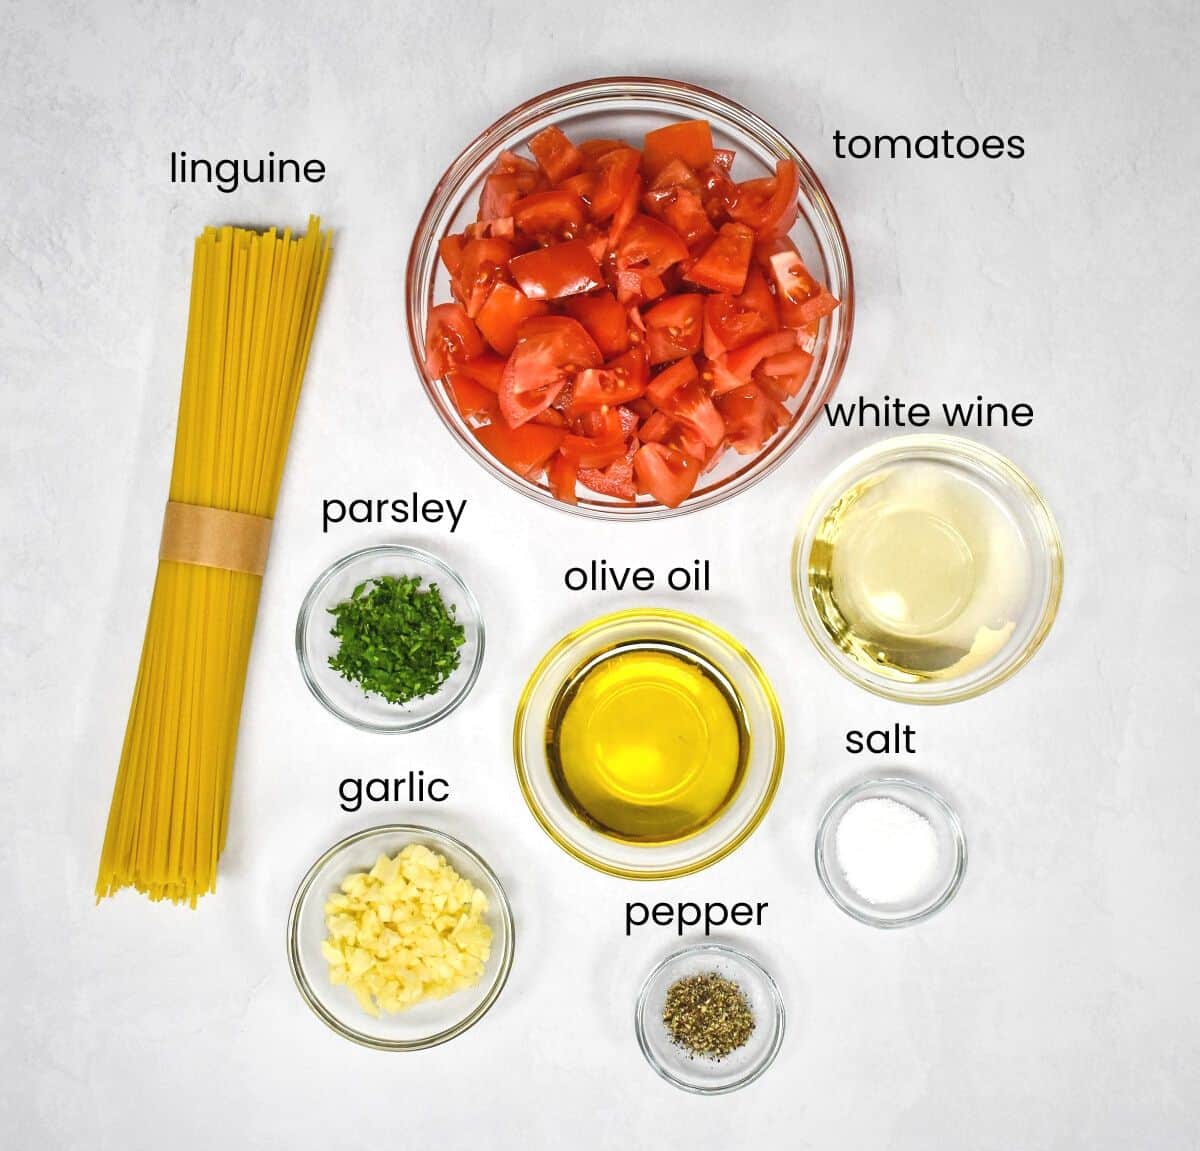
97 218 332 905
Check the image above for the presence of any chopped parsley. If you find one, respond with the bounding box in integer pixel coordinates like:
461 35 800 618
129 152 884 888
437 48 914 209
327 575 465 705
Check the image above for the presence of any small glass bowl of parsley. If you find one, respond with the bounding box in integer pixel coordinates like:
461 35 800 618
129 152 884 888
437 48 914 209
296 545 484 732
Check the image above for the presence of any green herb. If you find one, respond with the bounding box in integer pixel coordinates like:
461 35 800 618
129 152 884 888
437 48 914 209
662 972 755 1060
327 575 465 705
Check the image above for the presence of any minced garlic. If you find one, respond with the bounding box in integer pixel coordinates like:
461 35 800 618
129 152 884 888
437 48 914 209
320 844 492 1017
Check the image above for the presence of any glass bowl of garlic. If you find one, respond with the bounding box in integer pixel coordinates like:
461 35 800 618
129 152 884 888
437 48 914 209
287 824 515 1049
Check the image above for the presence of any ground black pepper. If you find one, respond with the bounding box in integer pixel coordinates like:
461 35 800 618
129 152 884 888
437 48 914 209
662 971 755 1060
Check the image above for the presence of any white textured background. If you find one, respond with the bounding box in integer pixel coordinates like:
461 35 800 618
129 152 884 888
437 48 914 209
2 1 1198 1147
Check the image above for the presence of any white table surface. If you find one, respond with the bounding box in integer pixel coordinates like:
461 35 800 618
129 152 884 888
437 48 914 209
3 1 1198 1147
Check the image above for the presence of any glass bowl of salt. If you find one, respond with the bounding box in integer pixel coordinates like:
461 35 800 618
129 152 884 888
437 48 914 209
815 777 966 927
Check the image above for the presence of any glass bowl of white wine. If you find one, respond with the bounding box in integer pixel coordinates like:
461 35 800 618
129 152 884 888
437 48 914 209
792 434 1063 704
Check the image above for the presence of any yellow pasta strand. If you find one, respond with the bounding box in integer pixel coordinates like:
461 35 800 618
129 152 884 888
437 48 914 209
97 218 332 906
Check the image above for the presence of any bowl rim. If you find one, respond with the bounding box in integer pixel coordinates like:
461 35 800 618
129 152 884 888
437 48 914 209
634 941 787 1094
286 823 516 1051
791 433 1064 704
512 607 785 879
813 775 968 928
405 74 854 521
295 543 486 733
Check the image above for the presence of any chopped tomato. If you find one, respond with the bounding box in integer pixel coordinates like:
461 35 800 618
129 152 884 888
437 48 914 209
737 266 780 330
703 267 778 355
547 451 579 504
494 149 539 175
455 352 506 393
479 153 543 220
633 442 702 508
582 225 610 263
654 377 725 449
475 281 550 355
570 345 649 408
560 435 628 470
714 384 791 454
474 420 565 477
703 442 731 474
761 347 815 380
722 329 798 384
529 125 584 183
645 355 700 407
698 161 740 223
424 302 485 376
578 449 636 500
668 189 717 249
764 243 841 327
499 316 602 427
649 158 702 194
559 173 597 204
615 214 690 275
639 411 710 462
684 223 755 293
513 189 587 240
612 267 667 306
642 120 714 178
570 405 637 439
564 290 630 358
608 172 642 244
705 354 743 396
589 147 641 221
560 406 629 468
438 233 466 276
645 181 716 250
755 347 815 402
509 239 604 301
453 238 515 317
479 174 524 221
644 294 704 364
465 216 517 241
753 235 792 270
702 300 736 358
642 187 674 216
445 371 499 421
730 159 800 237
579 138 625 161
427 118 839 509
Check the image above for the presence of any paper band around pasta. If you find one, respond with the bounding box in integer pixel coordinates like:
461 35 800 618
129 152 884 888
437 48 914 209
159 501 273 576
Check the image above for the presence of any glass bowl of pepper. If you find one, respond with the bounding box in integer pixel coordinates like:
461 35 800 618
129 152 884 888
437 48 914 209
295 545 485 732
635 942 786 1094
406 76 853 519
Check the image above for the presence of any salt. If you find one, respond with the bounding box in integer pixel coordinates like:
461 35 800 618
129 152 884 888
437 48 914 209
835 796 940 905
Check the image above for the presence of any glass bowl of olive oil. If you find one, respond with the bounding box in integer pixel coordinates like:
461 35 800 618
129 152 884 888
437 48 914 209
793 435 1063 704
513 609 785 879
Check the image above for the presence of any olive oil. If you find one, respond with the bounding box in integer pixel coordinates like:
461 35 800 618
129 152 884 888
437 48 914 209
808 461 1031 683
545 642 748 844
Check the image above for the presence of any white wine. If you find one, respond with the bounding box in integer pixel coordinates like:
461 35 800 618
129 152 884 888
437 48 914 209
808 461 1032 683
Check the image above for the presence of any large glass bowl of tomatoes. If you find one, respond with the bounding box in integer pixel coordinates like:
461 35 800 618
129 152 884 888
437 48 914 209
407 76 853 519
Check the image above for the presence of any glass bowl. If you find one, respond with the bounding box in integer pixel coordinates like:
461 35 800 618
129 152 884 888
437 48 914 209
296 545 484 732
635 943 785 1094
513 608 784 879
286 824 515 1050
406 76 853 520
792 435 1063 704
814 777 967 928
